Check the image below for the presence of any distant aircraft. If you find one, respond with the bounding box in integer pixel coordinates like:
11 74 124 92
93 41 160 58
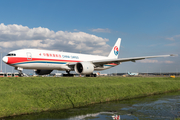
127 71 139 76
2 38 175 76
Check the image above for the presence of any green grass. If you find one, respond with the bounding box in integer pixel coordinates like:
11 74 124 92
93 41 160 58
0 76 180 118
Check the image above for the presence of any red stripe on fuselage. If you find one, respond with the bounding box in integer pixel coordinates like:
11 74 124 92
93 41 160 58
7 57 81 64
7 57 118 67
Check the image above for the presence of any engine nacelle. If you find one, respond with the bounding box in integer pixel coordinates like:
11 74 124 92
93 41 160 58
74 62 94 74
35 70 53 75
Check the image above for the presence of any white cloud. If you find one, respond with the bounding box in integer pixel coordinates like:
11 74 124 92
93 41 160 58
92 50 105 55
165 43 177 46
166 34 180 41
164 61 174 64
138 59 159 63
0 23 111 55
138 59 174 64
91 28 111 33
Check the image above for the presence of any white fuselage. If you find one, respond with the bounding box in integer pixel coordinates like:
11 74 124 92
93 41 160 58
3 49 118 71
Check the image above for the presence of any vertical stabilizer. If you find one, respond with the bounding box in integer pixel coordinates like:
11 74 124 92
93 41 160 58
108 38 121 59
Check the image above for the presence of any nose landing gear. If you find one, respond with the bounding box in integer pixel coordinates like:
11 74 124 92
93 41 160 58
15 67 24 77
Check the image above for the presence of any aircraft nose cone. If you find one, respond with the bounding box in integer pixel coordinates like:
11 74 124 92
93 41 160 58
2 56 8 63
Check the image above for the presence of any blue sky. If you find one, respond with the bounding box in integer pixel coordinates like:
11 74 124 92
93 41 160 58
0 0 179 74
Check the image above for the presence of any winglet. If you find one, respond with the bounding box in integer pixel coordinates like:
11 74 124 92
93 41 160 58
108 38 121 59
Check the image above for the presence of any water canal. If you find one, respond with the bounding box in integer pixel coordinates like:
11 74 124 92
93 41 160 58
5 91 180 120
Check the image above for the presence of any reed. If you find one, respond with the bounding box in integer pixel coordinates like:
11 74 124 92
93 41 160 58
0 76 180 118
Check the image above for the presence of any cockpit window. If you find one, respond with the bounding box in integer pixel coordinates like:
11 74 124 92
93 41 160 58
6 53 16 56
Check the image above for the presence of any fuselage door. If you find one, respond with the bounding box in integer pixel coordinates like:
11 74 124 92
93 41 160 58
27 52 32 60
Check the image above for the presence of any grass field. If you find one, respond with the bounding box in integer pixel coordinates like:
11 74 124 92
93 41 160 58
0 76 180 118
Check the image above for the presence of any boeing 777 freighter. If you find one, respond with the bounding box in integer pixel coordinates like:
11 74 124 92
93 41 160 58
2 38 174 76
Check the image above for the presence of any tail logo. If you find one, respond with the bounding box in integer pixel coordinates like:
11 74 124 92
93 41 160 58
114 46 119 56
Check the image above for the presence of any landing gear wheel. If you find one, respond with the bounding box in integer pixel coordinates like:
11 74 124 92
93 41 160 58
15 67 24 77
18 71 24 77
85 73 97 77
66 70 70 74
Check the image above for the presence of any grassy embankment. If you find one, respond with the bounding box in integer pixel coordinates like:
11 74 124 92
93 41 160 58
0 76 180 118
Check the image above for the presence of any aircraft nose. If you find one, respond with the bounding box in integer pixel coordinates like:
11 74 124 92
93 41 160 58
2 56 8 63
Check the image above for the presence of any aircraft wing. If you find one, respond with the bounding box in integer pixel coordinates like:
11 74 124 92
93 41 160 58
67 54 176 67
92 54 176 65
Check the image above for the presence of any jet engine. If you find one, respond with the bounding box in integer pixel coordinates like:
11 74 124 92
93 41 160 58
74 62 94 74
35 70 53 75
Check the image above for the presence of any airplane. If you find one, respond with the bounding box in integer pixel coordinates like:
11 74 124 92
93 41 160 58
2 38 175 77
127 71 139 76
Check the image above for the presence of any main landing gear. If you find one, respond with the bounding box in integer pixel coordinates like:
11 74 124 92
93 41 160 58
64 70 97 77
63 70 74 77
66 70 70 74
85 73 97 77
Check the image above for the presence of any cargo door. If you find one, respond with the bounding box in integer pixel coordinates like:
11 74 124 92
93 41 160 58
27 52 32 60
